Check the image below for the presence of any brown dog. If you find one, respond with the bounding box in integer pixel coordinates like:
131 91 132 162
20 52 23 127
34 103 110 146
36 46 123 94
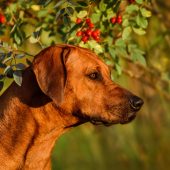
0 44 143 169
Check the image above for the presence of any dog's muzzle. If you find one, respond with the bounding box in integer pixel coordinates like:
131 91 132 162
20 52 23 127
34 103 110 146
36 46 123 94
120 95 144 124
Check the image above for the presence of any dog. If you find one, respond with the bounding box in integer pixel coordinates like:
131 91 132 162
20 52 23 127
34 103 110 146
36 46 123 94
0 44 143 169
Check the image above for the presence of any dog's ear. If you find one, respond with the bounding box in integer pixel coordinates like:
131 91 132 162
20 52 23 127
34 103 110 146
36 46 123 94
32 46 71 105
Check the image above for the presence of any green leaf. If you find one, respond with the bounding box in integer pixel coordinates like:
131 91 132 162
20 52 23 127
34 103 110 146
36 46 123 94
1 42 9 48
115 47 127 56
99 0 107 12
115 38 126 48
105 59 113 66
77 10 88 18
122 18 129 27
128 44 138 52
108 47 116 59
14 63 26 70
13 70 22 86
66 7 74 15
136 15 148 29
0 81 4 91
91 13 101 23
87 40 104 54
105 37 113 46
15 53 25 59
38 0 52 6
132 27 146 35
68 0 79 6
37 9 48 18
4 65 12 74
115 63 122 75
2 56 13 64
55 10 62 20
102 14 108 22
31 5 40 11
79 41 89 49
128 44 146 66
122 26 132 40
136 55 146 66
94 6 100 13
63 15 70 26
115 39 127 56
106 8 115 20
54 0 66 8
14 33 21 45
126 4 139 14
140 8 152 18
136 0 143 4
29 36 39 44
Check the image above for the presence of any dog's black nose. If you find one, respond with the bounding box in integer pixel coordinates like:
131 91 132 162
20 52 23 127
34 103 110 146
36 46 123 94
129 96 144 111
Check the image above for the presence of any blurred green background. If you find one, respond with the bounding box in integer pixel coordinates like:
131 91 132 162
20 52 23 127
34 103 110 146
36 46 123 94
0 0 170 170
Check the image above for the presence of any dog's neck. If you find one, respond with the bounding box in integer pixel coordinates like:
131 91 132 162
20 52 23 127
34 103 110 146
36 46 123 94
0 68 82 169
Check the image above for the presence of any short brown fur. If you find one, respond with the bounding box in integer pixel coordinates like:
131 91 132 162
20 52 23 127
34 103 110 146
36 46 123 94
0 44 143 169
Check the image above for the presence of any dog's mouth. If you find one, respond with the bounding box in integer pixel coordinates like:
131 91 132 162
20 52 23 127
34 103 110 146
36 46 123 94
89 112 136 126
119 114 136 124
73 110 137 126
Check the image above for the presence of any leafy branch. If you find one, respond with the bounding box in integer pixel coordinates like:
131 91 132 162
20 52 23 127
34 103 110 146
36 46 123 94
0 0 152 92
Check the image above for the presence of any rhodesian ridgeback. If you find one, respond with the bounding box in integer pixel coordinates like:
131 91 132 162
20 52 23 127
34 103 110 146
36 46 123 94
0 44 143 169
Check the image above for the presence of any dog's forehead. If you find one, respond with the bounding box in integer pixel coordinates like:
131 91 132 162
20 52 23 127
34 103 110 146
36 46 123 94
66 47 110 74
78 48 109 71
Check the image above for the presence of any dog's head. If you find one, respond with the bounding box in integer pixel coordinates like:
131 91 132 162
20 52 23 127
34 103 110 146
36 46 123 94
33 44 143 126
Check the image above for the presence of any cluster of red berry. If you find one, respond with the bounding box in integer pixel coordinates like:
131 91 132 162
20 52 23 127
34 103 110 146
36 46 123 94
110 15 122 25
0 14 6 24
76 18 100 43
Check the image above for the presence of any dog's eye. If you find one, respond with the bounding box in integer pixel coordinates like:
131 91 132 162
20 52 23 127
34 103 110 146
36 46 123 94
88 72 100 80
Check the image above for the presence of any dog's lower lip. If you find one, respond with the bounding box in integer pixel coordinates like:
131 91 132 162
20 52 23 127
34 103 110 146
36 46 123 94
89 112 136 126
120 114 136 124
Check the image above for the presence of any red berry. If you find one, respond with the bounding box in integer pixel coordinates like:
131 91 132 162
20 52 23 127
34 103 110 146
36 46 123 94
0 14 6 24
88 23 94 28
76 18 82 24
76 31 83 37
95 29 100 36
117 15 122 24
86 18 91 24
91 30 100 39
82 31 87 36
91 31 97 39
110 17 117 24
94 36 100 42
85 29 93 36
81 36 89 43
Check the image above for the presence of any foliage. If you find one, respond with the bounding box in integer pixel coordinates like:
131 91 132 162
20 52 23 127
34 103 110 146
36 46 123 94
0 0 151 92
